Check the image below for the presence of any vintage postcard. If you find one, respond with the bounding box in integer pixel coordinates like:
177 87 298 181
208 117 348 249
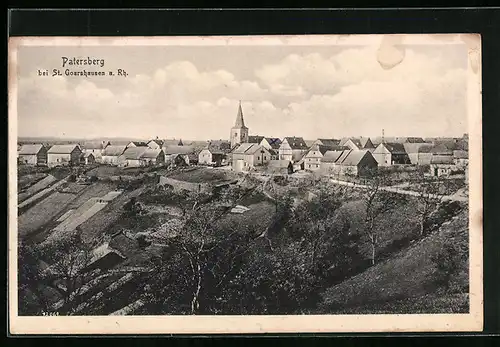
8 34 482 334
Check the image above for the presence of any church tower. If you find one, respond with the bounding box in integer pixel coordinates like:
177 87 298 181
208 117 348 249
230 101 249 148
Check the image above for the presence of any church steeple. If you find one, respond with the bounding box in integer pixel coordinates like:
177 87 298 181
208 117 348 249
234 100 248 129
230 101 249 148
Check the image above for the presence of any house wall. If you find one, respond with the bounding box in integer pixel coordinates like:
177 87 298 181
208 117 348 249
147 142 162 150
357 155 378 177
417 153 432 165
101 155 121 165
84 155 96 165
198 149 213 165
19 154 38 165
304 150 323 171
84 148 103 160
279 142 293 161
373 146 392 166
48 153 73 166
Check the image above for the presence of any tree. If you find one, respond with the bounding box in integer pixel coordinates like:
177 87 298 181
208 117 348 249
18 241 53 315
144 189 256 315
36 233 103 314
415 171 444 236
362 171 399 265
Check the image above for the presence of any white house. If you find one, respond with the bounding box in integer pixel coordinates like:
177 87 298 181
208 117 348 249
231 143 271 172
321 149 378 177
119 147 165 167
81 141 110 162
18 144 48 165
278 137 309 162
198 147 225 166
372 142 411 166
47 144 82 167
101 145 127 165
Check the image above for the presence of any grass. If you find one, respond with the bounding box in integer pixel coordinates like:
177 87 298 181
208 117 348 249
169 167 231 183
218 201 275 237
320 208 469 314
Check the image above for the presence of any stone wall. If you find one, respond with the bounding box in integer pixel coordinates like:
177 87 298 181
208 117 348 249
158 176 212 193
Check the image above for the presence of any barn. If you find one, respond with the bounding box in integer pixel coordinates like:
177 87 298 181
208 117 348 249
18 144 48 165
47 144 82 167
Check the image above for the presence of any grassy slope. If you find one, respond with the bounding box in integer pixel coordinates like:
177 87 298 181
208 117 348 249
321 207 469 314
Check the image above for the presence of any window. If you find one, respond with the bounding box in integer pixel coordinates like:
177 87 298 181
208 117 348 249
257 156 260 160
316 164 319 168
264 156 267 160
234 133 237 138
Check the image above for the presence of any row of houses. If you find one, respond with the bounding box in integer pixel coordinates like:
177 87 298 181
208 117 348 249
222 104 469 177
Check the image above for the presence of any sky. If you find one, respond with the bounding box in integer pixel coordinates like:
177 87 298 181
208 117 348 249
16 40 469 141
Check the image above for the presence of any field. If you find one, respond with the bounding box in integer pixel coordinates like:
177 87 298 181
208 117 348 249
18 182 116 240
18 175 58 203
77 187 147 241
18 191 79 238
18 173 48 191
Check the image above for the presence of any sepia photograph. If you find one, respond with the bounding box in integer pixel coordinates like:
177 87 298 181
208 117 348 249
8 34 482 334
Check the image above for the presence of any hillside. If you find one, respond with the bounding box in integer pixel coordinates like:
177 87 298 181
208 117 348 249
320 206 469 314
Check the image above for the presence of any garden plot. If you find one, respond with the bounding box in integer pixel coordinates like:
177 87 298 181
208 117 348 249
48 191 124 239
18 191 78 238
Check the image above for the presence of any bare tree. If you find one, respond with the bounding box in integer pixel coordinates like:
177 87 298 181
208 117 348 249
415 171 444 236
37 233 103 314
362 171 398 265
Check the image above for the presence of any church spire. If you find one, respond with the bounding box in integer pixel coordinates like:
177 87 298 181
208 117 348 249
234 100 247 129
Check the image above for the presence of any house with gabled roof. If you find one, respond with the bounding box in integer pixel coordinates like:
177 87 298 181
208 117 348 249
313 138 341 147
126 141 148 148
259 137 281 160
18 144 48 165
248 135 265 144
320 149 378 177
163 145 196 165
339 137 375 151
198 145 226 167
231 143 271 172
278 136 309 162
81 141 110 162
304 143 349 171
47 144 82 166
403 142 434 165
101 145 127 165
147 139 164 150
119 147 164 167
372 142 411 166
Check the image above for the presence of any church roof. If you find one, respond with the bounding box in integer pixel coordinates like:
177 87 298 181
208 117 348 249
233 102 248 129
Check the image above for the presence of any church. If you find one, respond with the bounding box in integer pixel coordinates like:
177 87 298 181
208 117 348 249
230 101 249 148
229 102 271 172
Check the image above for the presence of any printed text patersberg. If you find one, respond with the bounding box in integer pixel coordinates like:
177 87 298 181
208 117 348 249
61 57 105 68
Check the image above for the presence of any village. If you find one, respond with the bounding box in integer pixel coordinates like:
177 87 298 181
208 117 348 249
18 102 469 182
17 102 470 317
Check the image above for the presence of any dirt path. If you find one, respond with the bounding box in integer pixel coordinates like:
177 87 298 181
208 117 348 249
329 179 468 202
